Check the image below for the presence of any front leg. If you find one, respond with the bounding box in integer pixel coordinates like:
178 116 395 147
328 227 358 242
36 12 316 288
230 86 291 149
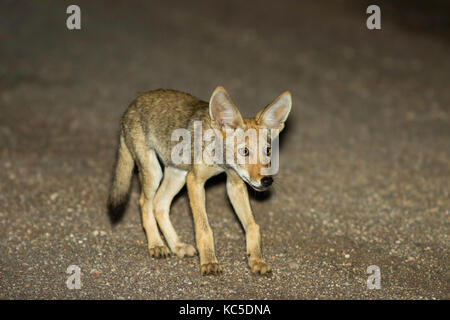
226 170 272 274
186 170 222 275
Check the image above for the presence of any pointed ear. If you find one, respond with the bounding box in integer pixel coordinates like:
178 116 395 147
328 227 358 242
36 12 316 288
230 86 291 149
209 86 244 130
256 91 292 131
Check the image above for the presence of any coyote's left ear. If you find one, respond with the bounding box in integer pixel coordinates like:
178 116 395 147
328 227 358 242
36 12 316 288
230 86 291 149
256 91 292 132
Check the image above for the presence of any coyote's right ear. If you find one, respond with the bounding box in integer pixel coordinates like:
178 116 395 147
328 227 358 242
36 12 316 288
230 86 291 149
209 86 244 130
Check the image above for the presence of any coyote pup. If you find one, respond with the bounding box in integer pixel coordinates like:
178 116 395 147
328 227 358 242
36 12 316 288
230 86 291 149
108 87 291 275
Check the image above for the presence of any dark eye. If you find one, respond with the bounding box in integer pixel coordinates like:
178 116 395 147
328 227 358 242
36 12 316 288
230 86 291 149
239 146 249 157
265 146 271 156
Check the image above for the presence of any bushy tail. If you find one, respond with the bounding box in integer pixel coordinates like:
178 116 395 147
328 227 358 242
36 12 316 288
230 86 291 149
107 135 134 223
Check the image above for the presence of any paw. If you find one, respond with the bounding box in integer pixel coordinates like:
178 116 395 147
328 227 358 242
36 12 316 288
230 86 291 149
174 243 197 258
249 259 272 275
200 262 223 276
148 245 171 259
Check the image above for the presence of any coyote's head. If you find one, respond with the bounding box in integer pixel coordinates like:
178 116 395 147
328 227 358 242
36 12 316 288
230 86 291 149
209 86 292 191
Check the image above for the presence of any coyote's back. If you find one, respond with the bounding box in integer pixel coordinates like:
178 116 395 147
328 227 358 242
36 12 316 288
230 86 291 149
121 89 210 167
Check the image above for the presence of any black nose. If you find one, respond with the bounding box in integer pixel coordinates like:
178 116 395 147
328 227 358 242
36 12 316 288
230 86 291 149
261 176 273 187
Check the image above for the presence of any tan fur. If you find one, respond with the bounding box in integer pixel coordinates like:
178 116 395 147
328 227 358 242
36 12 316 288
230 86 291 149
108 87 291 275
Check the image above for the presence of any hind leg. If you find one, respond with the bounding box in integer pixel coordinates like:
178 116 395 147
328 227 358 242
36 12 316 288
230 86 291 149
154 167 196 258
135 147 169 258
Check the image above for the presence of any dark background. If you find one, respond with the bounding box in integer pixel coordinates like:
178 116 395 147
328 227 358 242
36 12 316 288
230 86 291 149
0 0 449 299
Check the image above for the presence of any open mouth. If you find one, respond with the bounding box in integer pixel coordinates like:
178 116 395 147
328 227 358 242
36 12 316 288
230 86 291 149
243 178 268 192
233 169 269 192
250 185 267 192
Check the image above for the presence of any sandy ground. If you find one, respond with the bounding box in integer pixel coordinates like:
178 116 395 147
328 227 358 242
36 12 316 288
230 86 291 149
0 0 449 299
